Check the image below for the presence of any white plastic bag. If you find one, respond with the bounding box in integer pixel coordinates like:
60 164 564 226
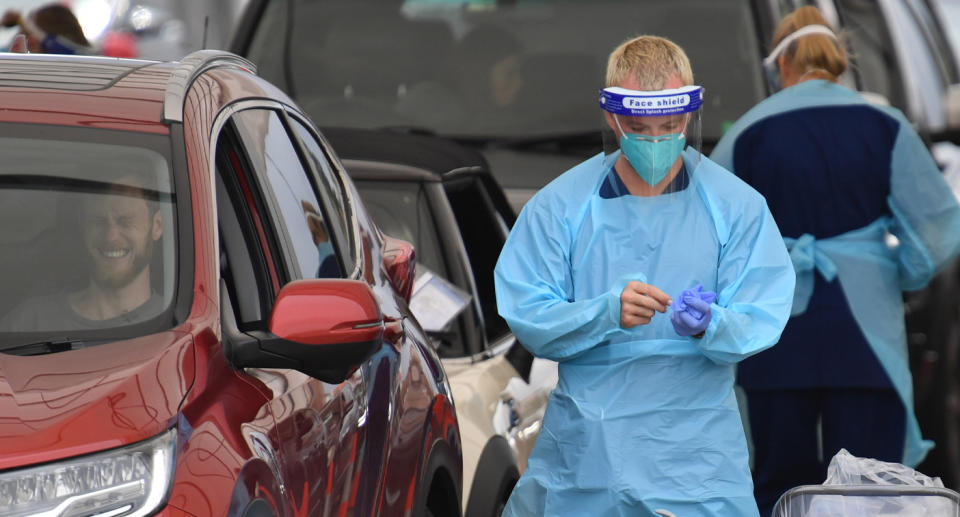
824 448 944 488
773 449 960 516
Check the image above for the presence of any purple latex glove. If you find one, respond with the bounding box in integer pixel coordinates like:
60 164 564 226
670 284 717 337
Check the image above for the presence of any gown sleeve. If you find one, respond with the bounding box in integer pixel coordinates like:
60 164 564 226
885 115 960 291
696 189 796 365
494 198 627 362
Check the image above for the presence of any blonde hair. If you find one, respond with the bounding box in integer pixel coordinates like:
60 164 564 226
771 6 847 79
605 35 693 89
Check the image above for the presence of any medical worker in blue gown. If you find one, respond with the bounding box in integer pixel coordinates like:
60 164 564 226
494 35 796 517
710 7 960 517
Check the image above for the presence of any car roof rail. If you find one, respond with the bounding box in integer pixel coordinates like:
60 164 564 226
163 49 258 123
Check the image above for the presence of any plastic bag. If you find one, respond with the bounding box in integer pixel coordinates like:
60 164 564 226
773 449 960 516
824 448 944 488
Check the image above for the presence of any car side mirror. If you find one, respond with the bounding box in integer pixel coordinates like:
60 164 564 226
382 234 416 303
945 84 960 130
222 279 383 383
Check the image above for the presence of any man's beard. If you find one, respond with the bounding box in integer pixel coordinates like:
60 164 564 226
90 238 154 291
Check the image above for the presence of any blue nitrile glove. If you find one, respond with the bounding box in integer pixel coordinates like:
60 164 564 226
670 284 717 337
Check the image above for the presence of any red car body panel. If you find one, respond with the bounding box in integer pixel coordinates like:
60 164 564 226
0 331 194 469
0 55 461 516
0 59 171 133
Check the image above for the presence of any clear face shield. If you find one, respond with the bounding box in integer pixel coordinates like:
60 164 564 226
599 85 703 195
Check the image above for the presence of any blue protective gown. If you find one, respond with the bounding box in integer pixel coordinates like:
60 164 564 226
710 79 960 468
495 149 796 516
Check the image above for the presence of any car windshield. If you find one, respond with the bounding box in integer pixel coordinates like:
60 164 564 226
0 127 179 349
246 0 766 145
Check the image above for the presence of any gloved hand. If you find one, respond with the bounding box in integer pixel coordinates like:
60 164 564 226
670 284 717 337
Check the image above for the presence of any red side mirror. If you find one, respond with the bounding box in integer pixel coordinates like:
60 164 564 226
269 279 383 345
381 235 416 303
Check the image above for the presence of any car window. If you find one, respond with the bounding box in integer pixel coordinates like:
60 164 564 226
930 0 960 71
905 0 958 84
879 0 948 131
0 126 179 342
287 115 356 274
354 180 445 277
445 176 510 342
832 0 905 109
215 125 274 325
231 108 343 281
243 0 289 92
246 0 765 145
354 179 471 353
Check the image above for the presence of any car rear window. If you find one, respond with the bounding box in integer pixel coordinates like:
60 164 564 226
0 127 180 348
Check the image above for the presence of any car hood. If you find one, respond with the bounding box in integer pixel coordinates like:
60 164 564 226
0 331 194 470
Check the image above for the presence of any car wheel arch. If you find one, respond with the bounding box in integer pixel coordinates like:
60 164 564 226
225 459 286 517
416 439 463 517
240 499 277 517
465 435 520 517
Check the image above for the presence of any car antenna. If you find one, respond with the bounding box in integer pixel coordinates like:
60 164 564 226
202 16 209 48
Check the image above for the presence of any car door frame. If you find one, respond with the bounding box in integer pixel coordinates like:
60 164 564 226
211 98 379 515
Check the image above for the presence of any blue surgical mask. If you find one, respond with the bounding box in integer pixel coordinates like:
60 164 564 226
619 132 686 186
316 240 334 261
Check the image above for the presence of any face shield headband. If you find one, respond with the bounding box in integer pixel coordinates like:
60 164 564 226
599 85 703 187
762 24 838 91
598 85 703 117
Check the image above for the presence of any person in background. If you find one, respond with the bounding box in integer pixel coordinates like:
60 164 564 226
2 3 91 55
302 200 341 278
494 34 795 516
710 7 960 516
394 23 524 131
454 24 524 114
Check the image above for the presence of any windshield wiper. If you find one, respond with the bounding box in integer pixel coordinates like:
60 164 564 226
0 339 93 356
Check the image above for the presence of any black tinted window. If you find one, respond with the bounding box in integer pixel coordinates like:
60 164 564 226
446 177 510 341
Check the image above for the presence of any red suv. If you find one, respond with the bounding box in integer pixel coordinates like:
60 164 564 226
0 51 461 517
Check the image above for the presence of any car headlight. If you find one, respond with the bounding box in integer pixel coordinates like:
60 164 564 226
0 428 176 517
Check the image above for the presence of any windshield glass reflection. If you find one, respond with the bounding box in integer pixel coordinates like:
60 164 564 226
0 133 178 346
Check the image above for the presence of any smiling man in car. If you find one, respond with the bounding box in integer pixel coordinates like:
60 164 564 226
2 171 164 331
